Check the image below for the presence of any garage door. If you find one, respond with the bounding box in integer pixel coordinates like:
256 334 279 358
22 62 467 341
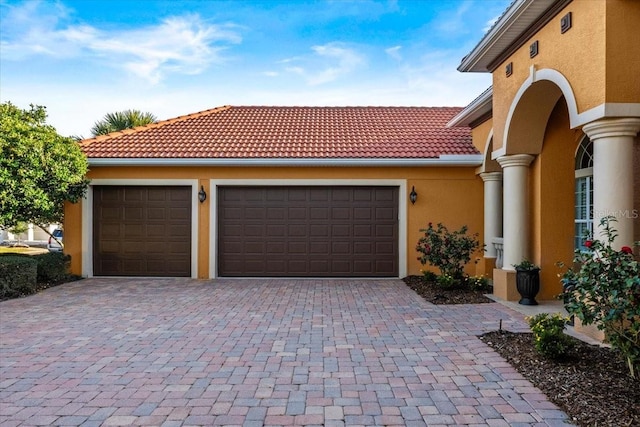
218 186 398 277
93 186 192 276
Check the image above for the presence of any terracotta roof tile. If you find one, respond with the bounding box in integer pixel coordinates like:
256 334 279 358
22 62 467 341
81 106 476 159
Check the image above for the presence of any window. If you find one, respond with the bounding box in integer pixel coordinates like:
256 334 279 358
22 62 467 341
574 136 593 250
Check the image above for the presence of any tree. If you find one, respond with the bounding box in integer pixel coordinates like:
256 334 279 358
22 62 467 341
0 102 89 246
91 109 157 136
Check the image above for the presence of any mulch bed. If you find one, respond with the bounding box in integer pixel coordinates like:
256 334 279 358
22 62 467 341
402 274 494 304
480 331 640 427
402 275 640 427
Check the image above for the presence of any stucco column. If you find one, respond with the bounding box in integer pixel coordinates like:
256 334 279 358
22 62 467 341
497 154 534 270
480 172 503 258
583 118 640 249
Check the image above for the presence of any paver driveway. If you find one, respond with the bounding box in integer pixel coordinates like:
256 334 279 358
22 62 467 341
0 278 571 426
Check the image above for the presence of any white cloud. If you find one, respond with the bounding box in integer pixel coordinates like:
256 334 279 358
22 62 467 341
0 2 242 84
432 0 473 36
281 42 365 86
385 45 402 61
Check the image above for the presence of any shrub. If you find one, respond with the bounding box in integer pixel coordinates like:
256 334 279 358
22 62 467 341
420 269 438 283
465 275 491 292
436 273 456 289
33 252 70 283
416 222 482 280
527 313 574 359
0 256 38 299
560 216 640 378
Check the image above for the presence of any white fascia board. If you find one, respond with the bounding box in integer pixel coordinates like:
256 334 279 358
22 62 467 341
87 156 483 167
458 0 556 72
447 88 493 128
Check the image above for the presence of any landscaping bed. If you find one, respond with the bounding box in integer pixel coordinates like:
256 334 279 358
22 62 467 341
480 330 640 427
402 274 494 304
402 275 639 427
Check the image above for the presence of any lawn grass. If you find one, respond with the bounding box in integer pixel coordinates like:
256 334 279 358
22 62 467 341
0 247 49 255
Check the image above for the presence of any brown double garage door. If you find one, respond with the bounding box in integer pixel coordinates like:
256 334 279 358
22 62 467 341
93 185 398 277
218 186 398 277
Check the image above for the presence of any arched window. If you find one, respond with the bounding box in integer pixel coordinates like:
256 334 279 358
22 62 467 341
575 136 593 250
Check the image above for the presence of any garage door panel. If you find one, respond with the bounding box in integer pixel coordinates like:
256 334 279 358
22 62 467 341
288 241 308 254
244 225 264 237
100 241 120 253
169 207 190 220
331 207 350 220
354 207 372 220
310 225 329 237
376 207 395 220
353 225 372 237
309 241 329 254
93 186 191 277
310 260 329 273
124 188 144 201
288 208 306 220
221 207 243 219
376 224 395 237
221 225 242 237
375 188 395 201
267 208 285 220
244 207 264 220
102 207 121 220
353 242 373 254
218 186 398 277
266 242 285 253
310 208 329 220
332 188 351 201
267 225 285 237
332 241 350 254
332 225 351 237
289 225 307 237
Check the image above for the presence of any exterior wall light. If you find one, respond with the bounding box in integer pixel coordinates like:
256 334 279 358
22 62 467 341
409 186 418 204
198 185 207 203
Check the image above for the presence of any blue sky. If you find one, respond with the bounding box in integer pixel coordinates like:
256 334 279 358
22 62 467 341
0 0 510 137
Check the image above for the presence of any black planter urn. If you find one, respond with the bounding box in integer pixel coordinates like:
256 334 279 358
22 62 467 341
515 268 540 305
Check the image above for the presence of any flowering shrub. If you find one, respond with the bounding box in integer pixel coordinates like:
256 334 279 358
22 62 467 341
527 313 574 359
559 216 640 378
416 222 481 283
436 273 456 289
465 275 491 292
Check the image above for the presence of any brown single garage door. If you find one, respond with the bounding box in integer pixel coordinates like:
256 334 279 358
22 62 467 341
93 186 192 276
218 186 398 277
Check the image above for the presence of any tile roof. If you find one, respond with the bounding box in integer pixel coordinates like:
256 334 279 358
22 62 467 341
81 106 476 159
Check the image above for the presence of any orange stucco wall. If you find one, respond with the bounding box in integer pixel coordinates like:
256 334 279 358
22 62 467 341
605 1 640 104
529 98 580 300
492 0 608 152
66 165 484 279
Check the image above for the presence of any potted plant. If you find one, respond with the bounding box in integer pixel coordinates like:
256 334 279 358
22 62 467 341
513 259 540 305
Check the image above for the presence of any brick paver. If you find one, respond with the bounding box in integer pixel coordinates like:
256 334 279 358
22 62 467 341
0 278 573 426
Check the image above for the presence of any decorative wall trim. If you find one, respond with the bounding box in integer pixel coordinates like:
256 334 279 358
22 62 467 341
81 179 200 278
87 157 483 167
208 179 408 279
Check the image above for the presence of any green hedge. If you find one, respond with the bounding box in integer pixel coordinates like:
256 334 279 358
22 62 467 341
0 256 38 299
33 252 71 283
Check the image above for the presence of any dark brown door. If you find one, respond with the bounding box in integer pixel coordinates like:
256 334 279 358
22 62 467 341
93 186 191 276
218 186 398 277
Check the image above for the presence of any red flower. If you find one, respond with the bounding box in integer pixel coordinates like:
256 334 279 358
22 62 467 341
621 246 633 254
584 240 593 248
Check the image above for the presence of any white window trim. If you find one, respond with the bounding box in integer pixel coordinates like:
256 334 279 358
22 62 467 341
82 179 199 278
208 179 408 279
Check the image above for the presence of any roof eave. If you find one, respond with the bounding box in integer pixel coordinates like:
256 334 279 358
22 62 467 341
87 156 483 168
458 0 562 73
447 87 493 128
